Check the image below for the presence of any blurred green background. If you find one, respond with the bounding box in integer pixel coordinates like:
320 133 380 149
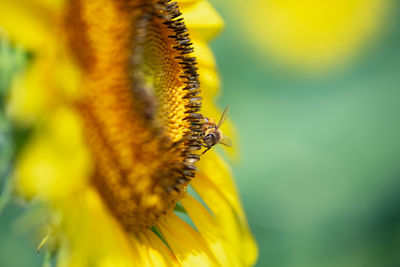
210 0 400 266
1 0 400 266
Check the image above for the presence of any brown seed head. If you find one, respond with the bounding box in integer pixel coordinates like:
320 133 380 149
64 0 201 231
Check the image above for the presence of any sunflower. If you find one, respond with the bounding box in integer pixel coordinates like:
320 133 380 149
0 0 257 266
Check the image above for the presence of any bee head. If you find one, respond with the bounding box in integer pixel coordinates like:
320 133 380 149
204 133 217 146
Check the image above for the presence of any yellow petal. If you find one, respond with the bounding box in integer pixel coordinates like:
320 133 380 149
181 195 241 267
0 0 62 52
157 213 220 267
57 188 140 267
7 60 54 125
135 230 177 267
7 53 81 126
197 151 242 212
181 0 224 42
15 107 92 200
177 0 199 3
192 40 238 159
192 173 258 266
192 39 216 69
196 54 219 98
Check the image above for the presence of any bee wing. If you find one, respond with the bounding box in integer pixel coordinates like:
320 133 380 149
216 106 229 129
219 136 232 147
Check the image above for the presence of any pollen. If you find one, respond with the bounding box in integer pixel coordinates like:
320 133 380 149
65 0 202 231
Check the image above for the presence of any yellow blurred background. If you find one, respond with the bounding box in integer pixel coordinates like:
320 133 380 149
238 0 390 71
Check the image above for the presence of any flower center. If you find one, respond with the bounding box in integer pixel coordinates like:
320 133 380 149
65 0 201 231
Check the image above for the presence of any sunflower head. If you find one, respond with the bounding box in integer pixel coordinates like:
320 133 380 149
0 0 258 266
66 0 204 231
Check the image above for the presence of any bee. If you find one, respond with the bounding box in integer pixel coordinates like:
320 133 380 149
197 106 232 155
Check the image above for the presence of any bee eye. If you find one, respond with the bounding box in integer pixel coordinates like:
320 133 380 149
206 134 215 140
204 133 216 146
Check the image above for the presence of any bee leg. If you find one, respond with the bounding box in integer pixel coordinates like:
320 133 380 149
194 140 209 148
201 146 212 155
